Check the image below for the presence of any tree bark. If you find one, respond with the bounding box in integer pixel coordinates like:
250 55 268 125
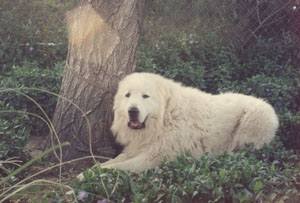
50 0 145 161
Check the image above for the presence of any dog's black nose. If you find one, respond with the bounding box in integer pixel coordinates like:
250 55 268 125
128 107 139 120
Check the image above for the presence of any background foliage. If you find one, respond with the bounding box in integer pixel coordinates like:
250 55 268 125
0 0 75 70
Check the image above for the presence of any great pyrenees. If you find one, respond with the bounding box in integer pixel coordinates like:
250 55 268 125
77 72 278 179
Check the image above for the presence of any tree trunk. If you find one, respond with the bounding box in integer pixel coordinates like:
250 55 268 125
50 0 145 161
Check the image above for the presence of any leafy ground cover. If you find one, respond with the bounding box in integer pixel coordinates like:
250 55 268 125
72 139 300 202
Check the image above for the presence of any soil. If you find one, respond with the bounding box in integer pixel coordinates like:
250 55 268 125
23 135 96 178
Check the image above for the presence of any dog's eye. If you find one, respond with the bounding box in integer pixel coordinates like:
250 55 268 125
125 93 131 98
142 94 149 99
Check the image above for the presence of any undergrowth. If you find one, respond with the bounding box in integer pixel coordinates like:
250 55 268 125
72 138 300 202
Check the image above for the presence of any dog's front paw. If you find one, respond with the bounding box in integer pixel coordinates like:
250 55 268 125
76 172 85 181
76 169 96 181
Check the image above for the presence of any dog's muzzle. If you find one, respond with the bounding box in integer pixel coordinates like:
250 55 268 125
128 107 145 130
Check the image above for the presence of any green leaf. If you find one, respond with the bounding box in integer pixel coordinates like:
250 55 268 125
219 168 226 178
130 180 138 194
192 190 199 198
132 193 143 203
213 187 224 201
270 193 277 201
253 181 263 192
171 194 182 203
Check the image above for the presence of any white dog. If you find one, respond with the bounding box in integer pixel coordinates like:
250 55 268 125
78 72 278 179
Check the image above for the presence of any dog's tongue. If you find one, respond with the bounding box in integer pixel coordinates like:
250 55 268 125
130 121 141 127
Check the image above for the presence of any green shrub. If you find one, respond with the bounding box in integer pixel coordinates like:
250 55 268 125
138 32 244 92
218 74 300 114
143 0 298 50
138 32 299 93
0 61 63 169
0 61 63 177
0 102 30 162
138 34 207 89
278 113 300 151
239 34 299 78
0 61 64 135
71 139 300 202
0 0 76 71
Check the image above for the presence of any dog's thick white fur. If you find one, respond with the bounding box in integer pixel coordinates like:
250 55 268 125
77 72 278 179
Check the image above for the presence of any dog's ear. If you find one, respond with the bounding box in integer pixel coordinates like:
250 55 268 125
110 107 122 136
156 79 175 127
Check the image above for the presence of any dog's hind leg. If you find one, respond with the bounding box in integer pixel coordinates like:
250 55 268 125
229 103 278 152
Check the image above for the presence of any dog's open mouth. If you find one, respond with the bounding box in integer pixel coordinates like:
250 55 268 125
128 121 145 130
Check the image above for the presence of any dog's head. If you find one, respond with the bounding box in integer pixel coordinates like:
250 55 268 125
112 73 167 132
